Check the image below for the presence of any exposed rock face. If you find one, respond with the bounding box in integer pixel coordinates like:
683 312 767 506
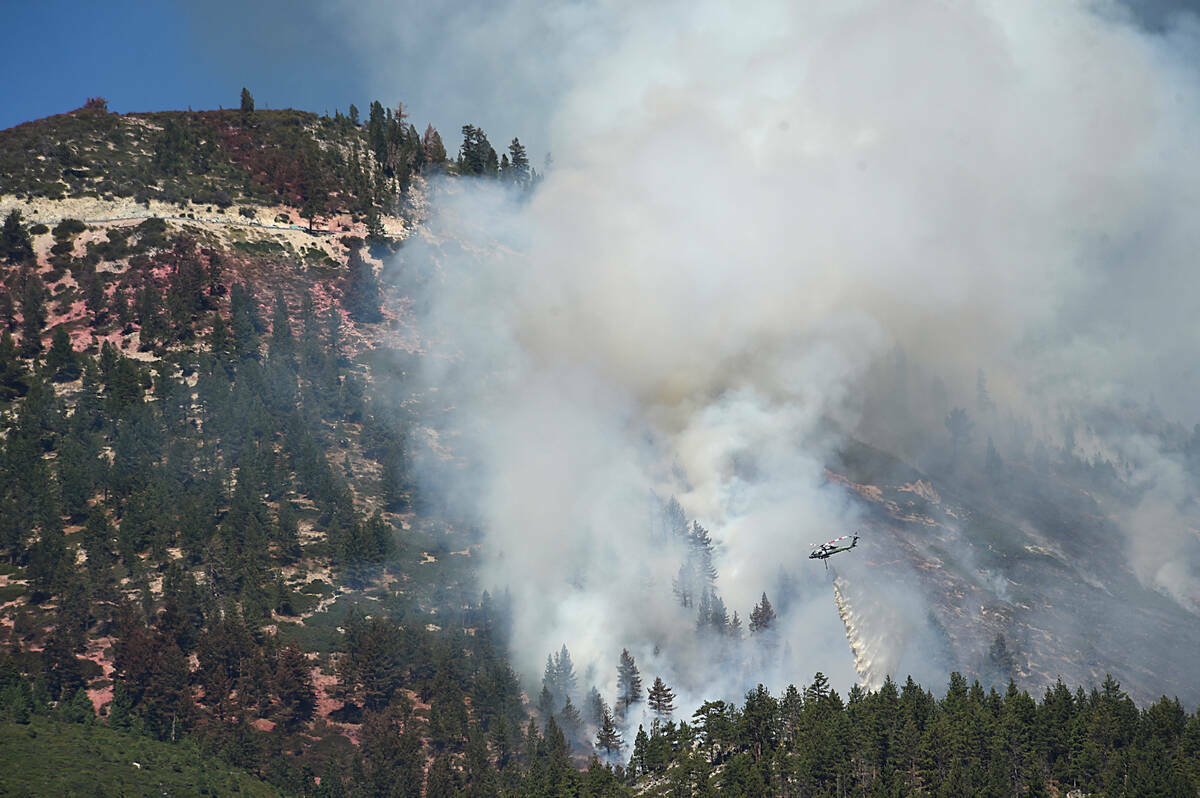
826 444 1200 706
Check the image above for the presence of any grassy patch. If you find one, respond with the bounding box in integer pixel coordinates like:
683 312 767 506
280 588 320 617
299 578 335 597
233 238 289 257
133 217 169 251
276 593 378 654
302 245 337 270
0 717 280 796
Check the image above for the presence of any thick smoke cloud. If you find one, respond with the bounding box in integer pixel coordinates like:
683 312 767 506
381 0 1200 713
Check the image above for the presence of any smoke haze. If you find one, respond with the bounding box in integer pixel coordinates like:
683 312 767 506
377 0 1200 712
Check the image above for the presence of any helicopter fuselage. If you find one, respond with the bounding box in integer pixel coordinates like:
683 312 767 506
808 535 859 560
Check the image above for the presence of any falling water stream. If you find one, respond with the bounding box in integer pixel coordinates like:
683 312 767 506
833 574 891 691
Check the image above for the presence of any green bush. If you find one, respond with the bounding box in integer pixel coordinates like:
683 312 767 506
233 239 287 257
135 217 166 234
134 217 169 250
299 578 335 597
52 219 86 239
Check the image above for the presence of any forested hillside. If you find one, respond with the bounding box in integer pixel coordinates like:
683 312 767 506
1 99 1198 797
620 673 1200 796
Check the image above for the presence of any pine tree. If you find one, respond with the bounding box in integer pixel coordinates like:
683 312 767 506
542 654 559 710
365 204 385 242
458 125 493 175
647 677 677 719
729 610 743 639
749 592 776 632
343 245 382 323
544 715 571 771
805 671 831 704
676 519 719 607
298 293 323 375
631 725 649 776
596 706 623 755
559 695 583 746
709 591 729 632
555 644 578 702
741 684 779 763
273 641 316 731
663 495 688 539
508 138 530 183
112 284 130 326
300 160 328 232
240 87 254 116
166 237 207 330
57 434 95 518
208 312 233 363
537 683 555 718
19 270 46 355
984 633 1017 687
229 282 260 359
423 124 447 167
673 561 695 608
0 280 14 332
136 281 167 348
28 520 69 600
1 210 34 265
381 447 408 512
462 724 498 797
44 326 80 382
689 521 718 586
616 648 642 718
586 687 606 727
0 331 29 400
268 288 295 363
695 587 711 623
80 266 106 326
426 753 459 798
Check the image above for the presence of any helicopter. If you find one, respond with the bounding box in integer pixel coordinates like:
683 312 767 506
808 534 859 569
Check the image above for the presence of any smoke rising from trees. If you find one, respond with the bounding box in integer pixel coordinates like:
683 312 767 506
380 0 1200 713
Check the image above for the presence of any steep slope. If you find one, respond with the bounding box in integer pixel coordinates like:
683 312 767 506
0 105 539 795
826 439 1200 706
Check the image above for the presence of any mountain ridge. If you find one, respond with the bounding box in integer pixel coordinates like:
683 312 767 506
1 100 1198 796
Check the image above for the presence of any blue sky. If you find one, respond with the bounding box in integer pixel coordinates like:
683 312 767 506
1 0 375 130
2 0 1196 157
0 0 565 159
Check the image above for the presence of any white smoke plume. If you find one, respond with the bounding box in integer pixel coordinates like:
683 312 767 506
373 0 1200 713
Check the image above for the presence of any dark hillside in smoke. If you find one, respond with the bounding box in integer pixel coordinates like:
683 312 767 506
828 436 1200 705
371 0 1200 726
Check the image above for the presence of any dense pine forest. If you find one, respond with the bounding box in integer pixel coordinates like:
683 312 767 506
1 97 1199 796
